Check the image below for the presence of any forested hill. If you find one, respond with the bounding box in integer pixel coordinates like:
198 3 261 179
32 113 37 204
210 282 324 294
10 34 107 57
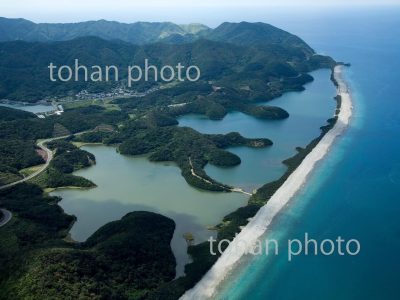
0 17 209 44
0 17 309 50
207 22 313 51
0 35 334 101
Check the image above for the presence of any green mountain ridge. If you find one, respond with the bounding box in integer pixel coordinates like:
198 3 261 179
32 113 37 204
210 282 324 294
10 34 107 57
0 17 209 44
0 17 311 51
0 18 334 102
207 21 313 51
0 35 334 102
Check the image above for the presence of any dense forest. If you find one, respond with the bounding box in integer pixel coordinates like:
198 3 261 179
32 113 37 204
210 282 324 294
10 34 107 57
0 18 310 48
31 140 96 189
0 184 176 299
0 20 340 299
0 105 126 186
0 21 334 102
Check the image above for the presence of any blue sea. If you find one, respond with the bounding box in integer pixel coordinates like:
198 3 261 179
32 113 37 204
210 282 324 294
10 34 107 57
215 7 400 299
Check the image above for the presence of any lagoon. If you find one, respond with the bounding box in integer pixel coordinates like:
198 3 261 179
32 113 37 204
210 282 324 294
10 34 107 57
0 102 53 114
53 68 336 279
54 146 247 276
179 69 336 191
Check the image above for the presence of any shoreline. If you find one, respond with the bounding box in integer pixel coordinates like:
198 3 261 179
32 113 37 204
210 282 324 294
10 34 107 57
0 208 12 227
181 65 353 299
0 130 93 191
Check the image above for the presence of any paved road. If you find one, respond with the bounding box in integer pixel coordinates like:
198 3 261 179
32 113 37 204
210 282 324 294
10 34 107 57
0 209 12 227
188 157 252 196
0 131 91 191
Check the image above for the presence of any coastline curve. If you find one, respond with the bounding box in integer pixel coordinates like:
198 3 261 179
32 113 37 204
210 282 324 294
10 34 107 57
180 65 353 299
0 130 92 191
0 209 12 227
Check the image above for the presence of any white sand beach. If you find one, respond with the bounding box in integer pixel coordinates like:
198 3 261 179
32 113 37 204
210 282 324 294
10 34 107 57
181 65 353 299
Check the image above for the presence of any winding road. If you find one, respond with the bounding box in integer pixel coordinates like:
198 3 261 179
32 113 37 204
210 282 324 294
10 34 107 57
0 131 91 191
0 208 12 227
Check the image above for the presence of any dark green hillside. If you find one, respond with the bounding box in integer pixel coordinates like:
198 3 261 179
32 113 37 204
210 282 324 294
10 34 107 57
0 106 36 121
0 139 44 170
0 107 45 184
117 126 266 191
0 18 313 53
0 105 126 186
0 106 127 141
206 132 272 148
0 37 139 101
0 184 176 300
0 21 335 102
31 141 96 189
116 82 292 121
0 18 310 53
207 21 313 51
0 17 206 44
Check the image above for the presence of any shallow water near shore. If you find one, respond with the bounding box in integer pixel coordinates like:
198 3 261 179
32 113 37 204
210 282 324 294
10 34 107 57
213 7 400 299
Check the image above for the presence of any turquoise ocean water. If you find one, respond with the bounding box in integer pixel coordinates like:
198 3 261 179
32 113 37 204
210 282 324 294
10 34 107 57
215 7 400 299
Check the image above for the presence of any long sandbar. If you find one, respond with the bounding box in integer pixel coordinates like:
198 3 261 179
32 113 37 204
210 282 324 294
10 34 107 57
181 65 353 299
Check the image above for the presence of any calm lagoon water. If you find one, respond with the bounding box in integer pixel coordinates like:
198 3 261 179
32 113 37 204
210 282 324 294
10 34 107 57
54 146 247 276
179 69 336 191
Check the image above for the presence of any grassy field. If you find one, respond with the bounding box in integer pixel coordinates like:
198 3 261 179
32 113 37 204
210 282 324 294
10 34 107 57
27 169 49 188
63 98 121 111
71 141 102 148
19 164 45 177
